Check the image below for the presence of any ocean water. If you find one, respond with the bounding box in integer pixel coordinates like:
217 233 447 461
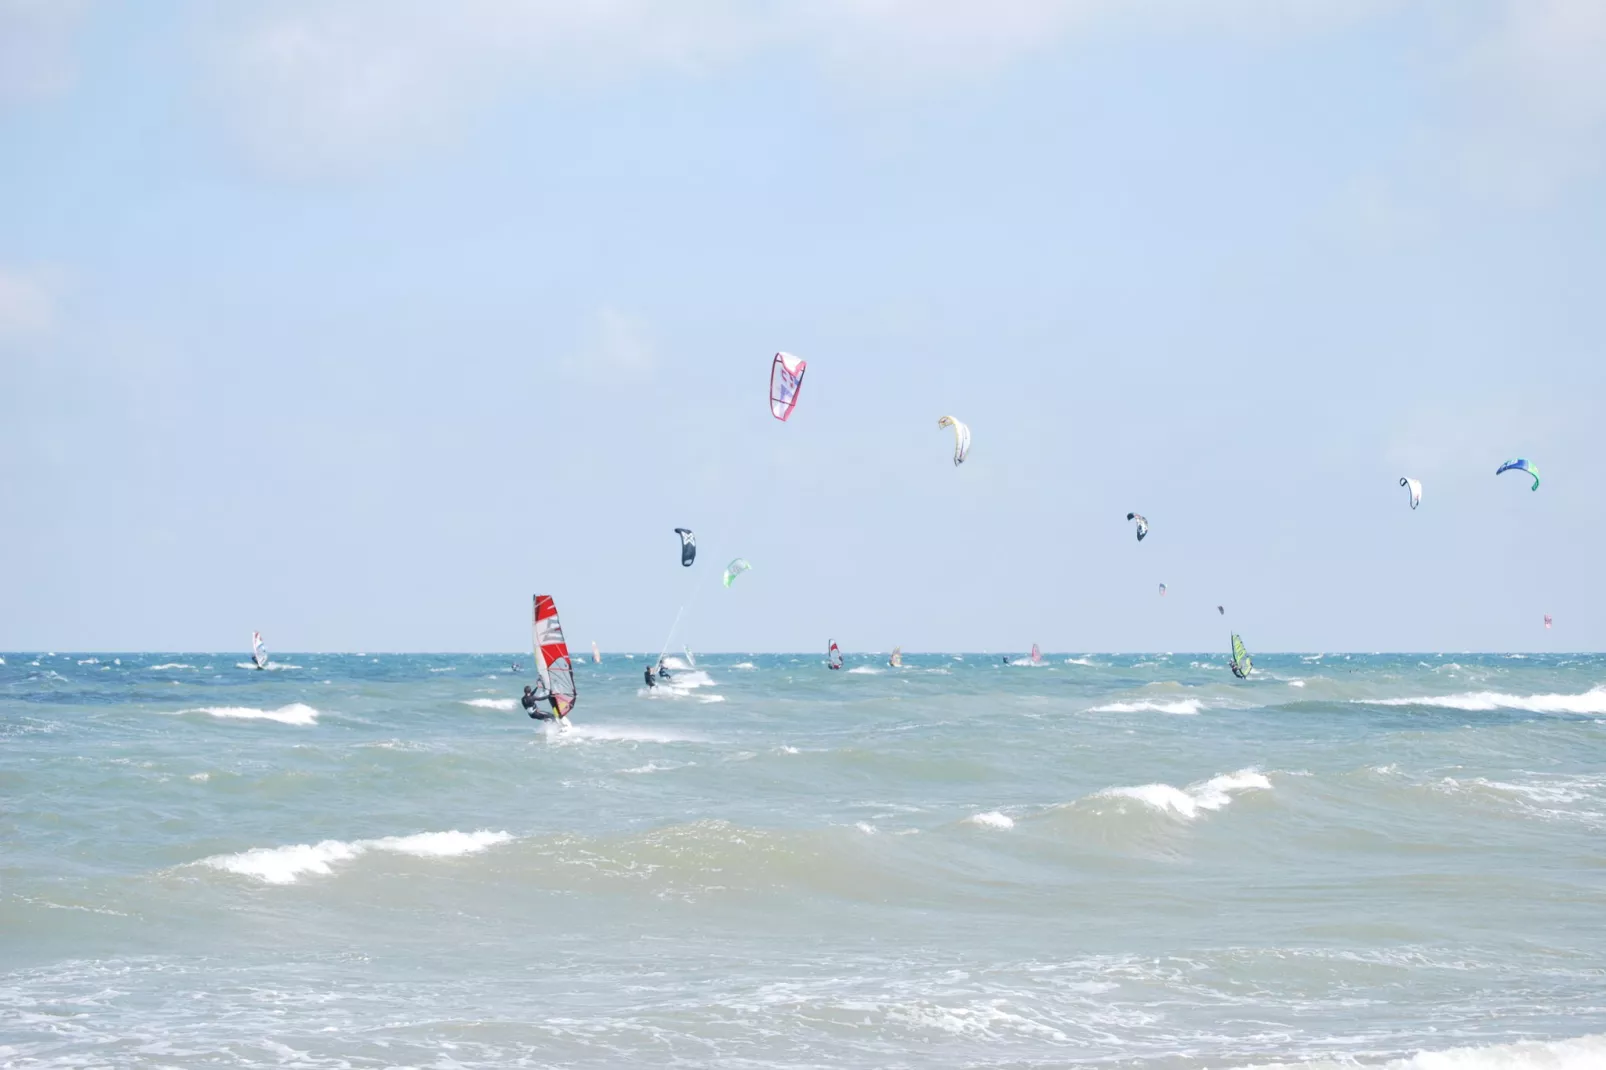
4 651 1606 1069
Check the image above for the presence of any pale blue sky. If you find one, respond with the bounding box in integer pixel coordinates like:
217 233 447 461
2 1 1603 653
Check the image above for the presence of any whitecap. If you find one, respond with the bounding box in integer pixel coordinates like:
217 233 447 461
847 666 880 674
460 698 517 711
198 829 512 885
1095 768 1270 820
1361 688 1606 715
1089 698 1203 715
1234 1031 1606 1070
965 811 1015 830
562 724 703 744
176 703 319 726
731 662 756 670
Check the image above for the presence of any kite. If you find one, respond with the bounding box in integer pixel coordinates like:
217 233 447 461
722 558 751 587
1127 513 1149 541
1496 459 1540 491
1544 614 1553 630
1159 583 1168 596
1399 477 1421 510
674 528 696 567
1217 605 1225 616
770 352 807 422
937 415 971 466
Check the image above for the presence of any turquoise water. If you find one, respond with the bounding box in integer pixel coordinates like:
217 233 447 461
4 651 1605 1068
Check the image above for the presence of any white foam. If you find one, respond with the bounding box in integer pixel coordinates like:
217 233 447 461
562 723 702 743
77 658 99 665
854 821 878 835
1096 768 1271 820
1089 698 1204 715
189 772 210 782
177 703 319 726
428 666 456 672
234 661 301 671
1288 679 1306 687
846 666 880 674
1064 657 1097 666
1363 688 1606 715
199 829 512 885
965 811 1015 830
731 662 756 669
1234 1031 1606 1070
698 694 726 703
461 698 516 710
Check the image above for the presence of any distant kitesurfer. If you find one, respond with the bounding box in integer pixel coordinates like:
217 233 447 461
644 666 656 688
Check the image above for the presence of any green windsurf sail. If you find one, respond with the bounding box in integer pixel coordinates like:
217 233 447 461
1230 634 1252 679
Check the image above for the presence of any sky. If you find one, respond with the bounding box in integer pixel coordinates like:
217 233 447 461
2 0 1604 654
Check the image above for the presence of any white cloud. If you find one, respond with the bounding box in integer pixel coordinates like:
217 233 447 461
565 306 656 379
1447 0 1606 197
0 268 54 343
200 0 1399 174
196 0 1606 196
0 0 89 106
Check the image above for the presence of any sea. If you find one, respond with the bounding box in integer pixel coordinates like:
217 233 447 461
4 651 1605 1069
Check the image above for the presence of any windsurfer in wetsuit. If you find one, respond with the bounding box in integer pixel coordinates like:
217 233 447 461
656 659 672 681
522 685 555 721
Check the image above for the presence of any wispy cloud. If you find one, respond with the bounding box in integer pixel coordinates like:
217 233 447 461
565 306 657 380
0 268 55 344
0 0 89 107
197 0 1396 174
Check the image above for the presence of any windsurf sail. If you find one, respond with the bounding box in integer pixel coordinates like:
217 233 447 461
251 631 267 670
889 645 902 668
674 528 697 567
937 415 971 465
592 641 601 664
1399 477 1422 510
1030 643 1042 665
828 640 842 670
684 646 696 668
770 352 807 421
532 595 576 717
1230 633 1252 679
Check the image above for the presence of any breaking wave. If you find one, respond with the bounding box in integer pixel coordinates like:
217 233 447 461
197 829 513 885
460 698 516 710
1361 688 1606 715
1094 769 1271 821
175 703 319 726
1089 698 1204 715
1236 1031 1606 1070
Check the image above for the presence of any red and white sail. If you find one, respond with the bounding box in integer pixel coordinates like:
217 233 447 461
770 352 807 422
1030 643 1042 665
828 640 842 670
532 595 576 717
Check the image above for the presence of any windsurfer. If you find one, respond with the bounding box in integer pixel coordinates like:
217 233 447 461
522 685 556 721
